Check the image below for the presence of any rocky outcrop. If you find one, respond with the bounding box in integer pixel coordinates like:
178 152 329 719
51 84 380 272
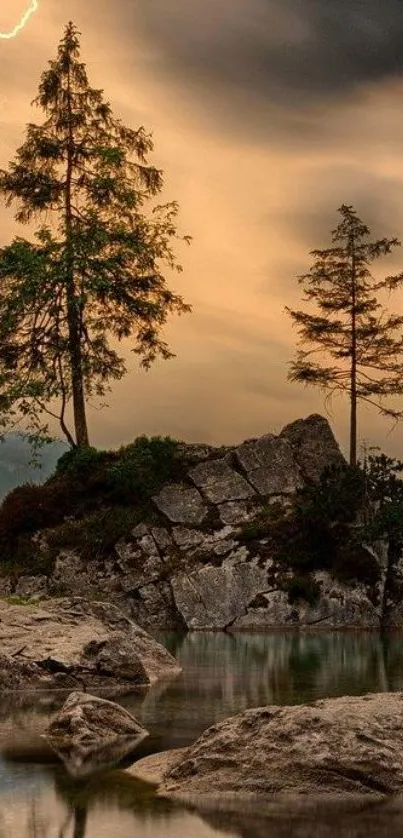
160 692 403 799
46 691 148 777
0 597 180 692
2 414 381 631
280 414 344 483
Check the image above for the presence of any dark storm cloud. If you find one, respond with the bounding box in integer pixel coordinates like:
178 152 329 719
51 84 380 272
133 0 403 103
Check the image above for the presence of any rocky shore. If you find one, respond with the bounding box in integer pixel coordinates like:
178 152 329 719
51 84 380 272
129 692 403 800
0 597 180 693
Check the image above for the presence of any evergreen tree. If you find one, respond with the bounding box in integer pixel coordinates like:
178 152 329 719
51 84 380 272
0 22 190 447
287 205 403 466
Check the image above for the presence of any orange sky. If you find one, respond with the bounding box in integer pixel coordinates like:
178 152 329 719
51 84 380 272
2 0 403 457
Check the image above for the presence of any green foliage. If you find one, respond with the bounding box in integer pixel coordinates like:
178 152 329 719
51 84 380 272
240 463 382 594
364 453 403 570
239 502 285 543
4 595 39 606
0 22 191 447
285 573 321 606
107 435 180 501
55 446 109 479
0 434 180 572
0 481 73 539
46 507 144 560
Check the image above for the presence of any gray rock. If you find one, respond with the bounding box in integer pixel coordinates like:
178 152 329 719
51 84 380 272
46 691 148 777
119 556 163 594
172 527 205 550
128 581 185 632
231 589 296 629
114 540 143 569
151 527 174 554
189 459 255 504
0 597 180 692
235 434 301 495
162 692 403 798
15 575 48 598
177 442 230 462
232 573 380 629
138 533 159 557
171 559 268 629
153 483 208 524
131 523 149 539
280 413 344 483
218 500 253 526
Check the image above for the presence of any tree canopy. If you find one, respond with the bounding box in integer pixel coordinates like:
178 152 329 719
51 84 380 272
0 22 191 447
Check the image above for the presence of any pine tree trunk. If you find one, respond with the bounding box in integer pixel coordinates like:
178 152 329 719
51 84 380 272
65 57 89 448
350 369 357 467
350 238 357 467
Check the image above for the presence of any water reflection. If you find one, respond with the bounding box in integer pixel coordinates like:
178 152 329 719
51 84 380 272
0 766 229 838
3 631 403 838
122 631 403 750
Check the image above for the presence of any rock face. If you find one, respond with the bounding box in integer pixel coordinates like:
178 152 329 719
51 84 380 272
171 556 269 630
161 692 403 799
2 414 379 631
0 597 180 692
280 414 344 483
46 690 148 777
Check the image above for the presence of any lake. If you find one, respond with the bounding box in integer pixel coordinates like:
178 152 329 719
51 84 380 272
2 631 403 837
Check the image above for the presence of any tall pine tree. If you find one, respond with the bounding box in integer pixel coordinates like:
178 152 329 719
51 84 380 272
287 205 403 466
0 23 190 447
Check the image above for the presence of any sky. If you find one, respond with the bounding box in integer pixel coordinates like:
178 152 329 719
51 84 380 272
2 1 403 458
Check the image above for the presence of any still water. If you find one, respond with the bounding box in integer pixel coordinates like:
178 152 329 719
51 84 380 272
2 631 403 837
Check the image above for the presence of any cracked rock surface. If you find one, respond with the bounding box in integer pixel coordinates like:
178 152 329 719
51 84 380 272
0 597 181 692
3 413 384 631
161 692 403 799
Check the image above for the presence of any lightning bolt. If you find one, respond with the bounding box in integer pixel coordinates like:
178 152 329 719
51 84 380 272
0 1 39 39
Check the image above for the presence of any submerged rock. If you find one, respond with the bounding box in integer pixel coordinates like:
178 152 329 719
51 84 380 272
160 692 403 799
46 691 148 777
0 597 180 692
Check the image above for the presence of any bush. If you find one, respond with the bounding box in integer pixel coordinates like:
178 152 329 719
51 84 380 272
46 507 146 560
333 542 381 588
256 463 380 591
285 573 321 606
0 532 53 579
107 435 180 501
0 481 73 539
55 446 109 479
0 435 181 572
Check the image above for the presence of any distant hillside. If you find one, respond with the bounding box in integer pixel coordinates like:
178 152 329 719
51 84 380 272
0 435 66 501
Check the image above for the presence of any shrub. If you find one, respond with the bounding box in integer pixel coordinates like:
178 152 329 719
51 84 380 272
0 481 72 539
46 507 145 560
0 532 54 579
333 542 381 588
285 573 321 606
107 435 180 501
55 446 109 479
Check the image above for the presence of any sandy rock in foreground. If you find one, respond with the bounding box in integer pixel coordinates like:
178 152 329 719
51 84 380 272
160 692 403 799
127 748 188 785
46 690 148 777
0 597 180 692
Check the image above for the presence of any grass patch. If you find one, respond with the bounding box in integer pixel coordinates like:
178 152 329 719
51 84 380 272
46 507 146 561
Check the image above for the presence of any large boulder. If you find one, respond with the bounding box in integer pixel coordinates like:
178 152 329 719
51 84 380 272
171 554 268 629
160 692 403 799
235 435 302 495
46 690 148 777
280 414 344 484
0 597 180 693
